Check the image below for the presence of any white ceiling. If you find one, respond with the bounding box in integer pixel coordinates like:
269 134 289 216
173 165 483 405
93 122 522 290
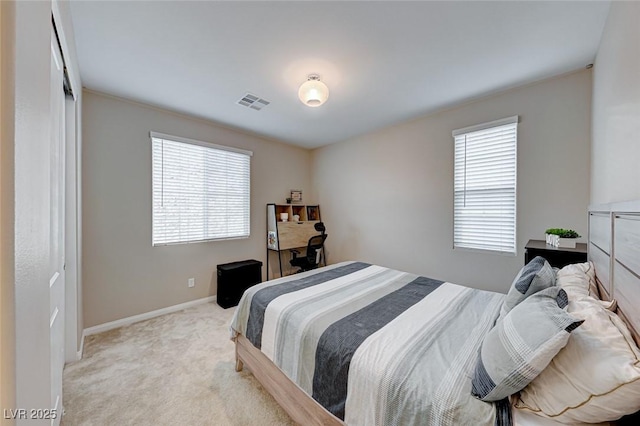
69 1 610 149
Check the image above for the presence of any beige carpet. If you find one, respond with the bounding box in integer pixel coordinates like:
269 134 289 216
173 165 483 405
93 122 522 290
62 303 295 426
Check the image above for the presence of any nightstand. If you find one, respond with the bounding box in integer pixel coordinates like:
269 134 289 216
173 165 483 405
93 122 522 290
524 239 588 268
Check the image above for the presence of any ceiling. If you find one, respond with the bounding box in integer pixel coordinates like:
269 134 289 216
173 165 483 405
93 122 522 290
69 1 610 149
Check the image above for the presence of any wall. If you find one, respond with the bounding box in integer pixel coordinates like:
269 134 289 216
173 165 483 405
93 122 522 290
591 1 640 204
12 0 53 418
82 91 312 327
312 70 592 293
0 1 16 422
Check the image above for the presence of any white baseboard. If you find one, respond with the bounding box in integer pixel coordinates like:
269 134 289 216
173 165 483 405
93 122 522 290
83 296 217 337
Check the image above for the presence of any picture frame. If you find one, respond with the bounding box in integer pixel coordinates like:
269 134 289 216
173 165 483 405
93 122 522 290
307 205 319 221
290 189 303 203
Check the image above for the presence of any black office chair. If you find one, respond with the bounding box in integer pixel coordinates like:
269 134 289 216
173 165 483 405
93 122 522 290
290 222 327 273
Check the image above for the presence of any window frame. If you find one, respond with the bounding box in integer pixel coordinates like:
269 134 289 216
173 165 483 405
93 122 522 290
150 131 253 247
452 116 518 256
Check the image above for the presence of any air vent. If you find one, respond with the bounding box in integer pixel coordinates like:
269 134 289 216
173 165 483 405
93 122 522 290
237 93 270 111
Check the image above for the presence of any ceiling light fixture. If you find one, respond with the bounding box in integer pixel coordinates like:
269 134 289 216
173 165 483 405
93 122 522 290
298 74 329 107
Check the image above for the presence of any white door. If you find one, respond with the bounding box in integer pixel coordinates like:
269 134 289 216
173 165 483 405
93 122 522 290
50 27 66 425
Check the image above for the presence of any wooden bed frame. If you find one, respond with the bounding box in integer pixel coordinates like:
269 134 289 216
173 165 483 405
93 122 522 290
234 334 344 426
234 201 640 425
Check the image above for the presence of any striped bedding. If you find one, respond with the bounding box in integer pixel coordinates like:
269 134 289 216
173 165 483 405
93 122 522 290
230 261 510 426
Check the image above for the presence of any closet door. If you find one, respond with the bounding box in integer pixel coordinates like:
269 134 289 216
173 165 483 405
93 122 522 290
49 26 66 425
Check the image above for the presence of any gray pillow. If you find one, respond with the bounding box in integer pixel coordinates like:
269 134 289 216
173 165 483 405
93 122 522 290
471 287 583 402
500 256 555 318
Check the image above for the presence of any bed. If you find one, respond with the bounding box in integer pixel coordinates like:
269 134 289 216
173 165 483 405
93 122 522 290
230 201 640 426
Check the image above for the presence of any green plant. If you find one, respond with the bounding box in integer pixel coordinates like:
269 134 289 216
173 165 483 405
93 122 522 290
545 228 581 238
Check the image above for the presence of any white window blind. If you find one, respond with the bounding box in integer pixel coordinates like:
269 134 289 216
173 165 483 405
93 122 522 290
151 132 252 246
453 116 517 254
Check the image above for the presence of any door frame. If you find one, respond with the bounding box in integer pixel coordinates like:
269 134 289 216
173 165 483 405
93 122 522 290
49 27 66 422
51 3 83 362
64 94 80 362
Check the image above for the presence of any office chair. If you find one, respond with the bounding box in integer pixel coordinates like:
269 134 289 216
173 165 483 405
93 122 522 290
290 222 327 273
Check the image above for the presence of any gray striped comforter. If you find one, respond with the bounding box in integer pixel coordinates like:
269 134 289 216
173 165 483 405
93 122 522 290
230 261 509 426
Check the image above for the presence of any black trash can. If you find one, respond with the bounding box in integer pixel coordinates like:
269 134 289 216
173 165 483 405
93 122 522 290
216 259 262 308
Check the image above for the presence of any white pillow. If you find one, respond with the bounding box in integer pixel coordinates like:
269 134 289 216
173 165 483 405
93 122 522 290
556 262 616 311
514 295 640 423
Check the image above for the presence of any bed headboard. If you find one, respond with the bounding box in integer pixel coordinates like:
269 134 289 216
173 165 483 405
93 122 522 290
589 201 640 346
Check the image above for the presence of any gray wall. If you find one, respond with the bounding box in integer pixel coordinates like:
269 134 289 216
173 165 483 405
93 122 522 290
0 0 16 418
82 91 312 327
81 0 639 326
12 0 54 417
591 1 640 204
311 70 592 293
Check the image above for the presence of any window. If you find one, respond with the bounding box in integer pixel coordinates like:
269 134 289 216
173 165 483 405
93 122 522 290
453 116 518 254
151 132 252 246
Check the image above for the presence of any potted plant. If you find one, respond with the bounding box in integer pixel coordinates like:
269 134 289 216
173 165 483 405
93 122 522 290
545 228 581 248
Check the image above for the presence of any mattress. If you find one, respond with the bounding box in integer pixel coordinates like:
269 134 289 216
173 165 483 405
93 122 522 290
231 261 515 425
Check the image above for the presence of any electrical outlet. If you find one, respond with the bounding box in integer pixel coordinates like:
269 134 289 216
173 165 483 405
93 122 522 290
188 278 195 288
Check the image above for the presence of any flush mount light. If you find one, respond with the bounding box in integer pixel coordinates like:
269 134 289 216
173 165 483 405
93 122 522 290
298 74 329 107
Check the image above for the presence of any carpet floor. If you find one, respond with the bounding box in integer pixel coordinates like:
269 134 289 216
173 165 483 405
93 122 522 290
62 302 295 426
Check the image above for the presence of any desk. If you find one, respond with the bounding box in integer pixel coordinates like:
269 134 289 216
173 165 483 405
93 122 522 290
524 239 588 268
266 203 324 279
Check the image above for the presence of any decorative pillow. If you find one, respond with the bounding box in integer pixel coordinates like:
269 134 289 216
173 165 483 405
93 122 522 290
556 262 617 311
556 262 596 298
500 256 555 318
471 287 583 402
515 295 640 423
